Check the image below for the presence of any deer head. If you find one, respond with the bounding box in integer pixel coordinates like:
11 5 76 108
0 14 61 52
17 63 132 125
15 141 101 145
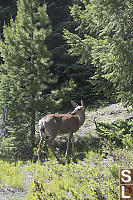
71 100 84 115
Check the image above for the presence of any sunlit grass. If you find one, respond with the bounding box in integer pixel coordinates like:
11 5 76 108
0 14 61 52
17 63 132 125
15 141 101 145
26 148 133 200
0 160 25 189
0 147 133 200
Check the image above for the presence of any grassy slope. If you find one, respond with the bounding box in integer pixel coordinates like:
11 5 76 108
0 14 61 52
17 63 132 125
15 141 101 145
0 103 133 199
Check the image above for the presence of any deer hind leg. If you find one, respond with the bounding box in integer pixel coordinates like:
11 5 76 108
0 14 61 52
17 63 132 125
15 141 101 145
37 129 45 161
48 135 60 161
65 132 74 157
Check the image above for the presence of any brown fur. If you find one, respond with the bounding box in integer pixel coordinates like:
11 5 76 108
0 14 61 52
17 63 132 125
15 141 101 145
37 100 85 161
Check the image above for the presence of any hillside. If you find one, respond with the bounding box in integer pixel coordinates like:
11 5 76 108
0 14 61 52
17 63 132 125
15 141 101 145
79 102 133 137
0 103 133 200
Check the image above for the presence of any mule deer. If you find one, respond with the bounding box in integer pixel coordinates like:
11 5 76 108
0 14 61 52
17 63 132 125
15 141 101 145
37 100 85 161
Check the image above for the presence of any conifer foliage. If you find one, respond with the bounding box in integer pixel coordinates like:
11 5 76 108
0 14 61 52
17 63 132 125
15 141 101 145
0 0 54 160
64 0 133 106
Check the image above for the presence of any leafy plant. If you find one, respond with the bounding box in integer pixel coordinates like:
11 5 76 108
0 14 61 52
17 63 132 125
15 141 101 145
96 119 133 148
122 134 133 150
0 160 25 189
26 157 119 200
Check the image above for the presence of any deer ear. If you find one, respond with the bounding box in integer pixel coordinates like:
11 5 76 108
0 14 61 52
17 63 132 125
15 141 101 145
81 100 84 107
71 100 78 108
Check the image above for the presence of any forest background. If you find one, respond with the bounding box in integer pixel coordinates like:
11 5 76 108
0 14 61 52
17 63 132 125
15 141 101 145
0 0 133 162
0 1 133 199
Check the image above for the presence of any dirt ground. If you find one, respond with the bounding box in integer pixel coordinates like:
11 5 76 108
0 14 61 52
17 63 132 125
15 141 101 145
78 103 133 137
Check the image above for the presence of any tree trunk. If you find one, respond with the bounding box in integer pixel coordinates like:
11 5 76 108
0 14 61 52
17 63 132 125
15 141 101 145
30 108 35 159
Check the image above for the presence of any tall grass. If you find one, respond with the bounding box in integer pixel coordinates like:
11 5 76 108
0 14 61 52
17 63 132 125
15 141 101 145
26 149 133 200
0 161 25 189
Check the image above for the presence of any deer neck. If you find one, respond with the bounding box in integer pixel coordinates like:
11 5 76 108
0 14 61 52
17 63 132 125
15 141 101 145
78 112 85 127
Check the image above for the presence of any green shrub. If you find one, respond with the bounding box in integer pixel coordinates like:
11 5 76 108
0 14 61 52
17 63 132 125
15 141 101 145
96 119 133 148
27 156 119 200
122 134 133 150
0 160 25 189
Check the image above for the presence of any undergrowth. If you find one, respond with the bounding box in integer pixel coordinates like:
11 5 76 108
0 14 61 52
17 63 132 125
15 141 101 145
96 119 133 150
27 155 118 200
0 119 133 199
0 161 25 189
26 148 133 200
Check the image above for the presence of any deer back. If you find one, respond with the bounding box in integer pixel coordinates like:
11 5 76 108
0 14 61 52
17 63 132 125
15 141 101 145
39 113 80 136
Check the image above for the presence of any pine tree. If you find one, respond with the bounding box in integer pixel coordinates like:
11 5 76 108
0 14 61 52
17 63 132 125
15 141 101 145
0 0 17 37
64 0 133 106
0 0 55 159
0 0 17 65
45 0 93 105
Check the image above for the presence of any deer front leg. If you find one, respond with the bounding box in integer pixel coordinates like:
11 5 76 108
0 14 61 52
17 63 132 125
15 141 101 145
72 136 75 154
65 132 73 157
